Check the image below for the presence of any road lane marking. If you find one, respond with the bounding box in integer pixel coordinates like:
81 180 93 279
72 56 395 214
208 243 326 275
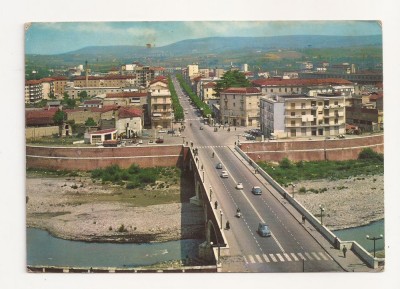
311 252 321 261
262 254 270 263
318 252 329 260
255 254 263 263
269 254 278 262
290 253 299 261
276 253 285 262
304 252 314 260
297 253 306 260
248 255 256 263
283 253 292 262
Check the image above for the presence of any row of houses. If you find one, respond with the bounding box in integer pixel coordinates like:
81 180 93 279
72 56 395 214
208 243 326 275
25 76 173 143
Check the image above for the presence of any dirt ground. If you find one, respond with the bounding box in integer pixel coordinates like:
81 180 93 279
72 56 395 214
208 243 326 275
292 174 384 230
26 177 204 243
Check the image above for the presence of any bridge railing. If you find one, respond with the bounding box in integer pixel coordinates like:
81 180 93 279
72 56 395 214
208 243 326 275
234 145 383 269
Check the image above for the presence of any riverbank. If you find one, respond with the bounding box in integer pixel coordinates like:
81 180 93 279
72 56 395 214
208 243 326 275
292 174 384 230
26 177 204 243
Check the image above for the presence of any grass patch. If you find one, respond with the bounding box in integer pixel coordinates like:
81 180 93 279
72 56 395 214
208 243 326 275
258 150 383 186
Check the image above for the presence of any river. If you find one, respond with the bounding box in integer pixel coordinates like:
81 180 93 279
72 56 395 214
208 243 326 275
333 219 384 252
27 228 205 268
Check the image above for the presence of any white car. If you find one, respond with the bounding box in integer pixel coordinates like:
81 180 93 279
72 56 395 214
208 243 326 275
158 130 167 133
220 171 229 178
236 182 244 189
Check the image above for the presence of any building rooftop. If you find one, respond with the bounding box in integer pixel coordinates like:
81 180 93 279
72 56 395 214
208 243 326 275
252 78 353 87
105 92 147 98
221 87 260 94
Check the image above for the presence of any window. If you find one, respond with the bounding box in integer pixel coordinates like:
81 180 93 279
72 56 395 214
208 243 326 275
301 111 306 115
233 102 236 107
291 111 295 116
291 120 295 126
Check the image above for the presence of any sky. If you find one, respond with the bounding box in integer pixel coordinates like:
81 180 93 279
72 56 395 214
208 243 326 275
25 21 382 55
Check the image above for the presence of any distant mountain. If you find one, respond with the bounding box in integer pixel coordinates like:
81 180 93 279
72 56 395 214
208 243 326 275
57 35 382 59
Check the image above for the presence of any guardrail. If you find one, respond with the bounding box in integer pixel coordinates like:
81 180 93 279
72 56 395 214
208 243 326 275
234 145 384 269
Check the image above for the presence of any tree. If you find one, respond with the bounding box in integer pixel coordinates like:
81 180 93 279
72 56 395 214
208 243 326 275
62 93 76 109
85 117 97 127
214 70 251 97
53 110 65 136
53 110 65 126
78 91 88 102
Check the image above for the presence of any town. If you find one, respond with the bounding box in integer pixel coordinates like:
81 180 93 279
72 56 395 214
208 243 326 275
25 23 384 275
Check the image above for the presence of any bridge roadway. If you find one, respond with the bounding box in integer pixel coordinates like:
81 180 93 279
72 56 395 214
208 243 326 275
172 76 343 272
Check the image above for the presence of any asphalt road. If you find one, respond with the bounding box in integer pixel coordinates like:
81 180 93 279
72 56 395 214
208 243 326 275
172 76 343 272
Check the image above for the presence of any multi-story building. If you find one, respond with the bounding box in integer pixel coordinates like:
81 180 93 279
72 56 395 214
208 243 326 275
202 82 218 107
115 107 143 138
52 76 68 97
25 80 43 103
102 92 148 107
187 64 199 79
220 87 262 127
40 78 55 100
252 78 354 96
260 94 346 139
148 85 173 129
64 86 123 99
73 75 136 88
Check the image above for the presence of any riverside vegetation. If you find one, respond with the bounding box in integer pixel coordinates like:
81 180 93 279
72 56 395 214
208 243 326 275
258 148 384 230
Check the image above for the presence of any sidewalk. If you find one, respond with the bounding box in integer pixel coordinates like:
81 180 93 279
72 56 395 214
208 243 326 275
229 145 382 272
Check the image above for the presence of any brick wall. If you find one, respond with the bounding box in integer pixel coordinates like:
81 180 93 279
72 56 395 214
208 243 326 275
242 134 383 162
26 145 190 171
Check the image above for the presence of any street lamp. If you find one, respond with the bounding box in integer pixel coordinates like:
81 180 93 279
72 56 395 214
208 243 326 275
209 186 212 201
220 210 223 229
319 204 325 225
366 234 383 257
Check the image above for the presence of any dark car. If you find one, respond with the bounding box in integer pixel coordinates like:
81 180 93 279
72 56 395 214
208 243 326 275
167 129 175 134
257 223 271 237
251 186 262 195
155 138 164 143
216 163 223 169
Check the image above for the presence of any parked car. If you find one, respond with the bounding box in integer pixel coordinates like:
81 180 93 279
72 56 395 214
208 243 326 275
167 129 175 134
220 171 229 178
155 138 164 143
216 163 223 169
246 135 256 140
236 182 244 189
257 223 271 237
158 130 167 133
251 186 262 195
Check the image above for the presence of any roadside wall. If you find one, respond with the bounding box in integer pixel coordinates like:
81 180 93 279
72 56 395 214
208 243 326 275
241 134 383 162
26 126 59 139
26 145 189 170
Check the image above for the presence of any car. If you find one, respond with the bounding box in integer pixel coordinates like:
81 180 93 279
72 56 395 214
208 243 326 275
220 171 229 178
216 163 223 169
236 182 244 189
155 138 164 143
148 140 154 144
138 140 143 144
167 129 175 134
251 186 262 195
257 223 271 237
246 135 256 140
158 130 167 133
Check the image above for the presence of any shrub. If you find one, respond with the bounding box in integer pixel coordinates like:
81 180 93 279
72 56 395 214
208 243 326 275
299 187 306 193
126 181 140 189
358 148 384 161
117 224 128 232
279 158 292 169
128 164 140 174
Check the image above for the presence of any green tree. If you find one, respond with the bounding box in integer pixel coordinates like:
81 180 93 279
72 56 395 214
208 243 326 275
62 93 76 109
85 117 97 127
214 70 251 97
78 91 88 102
53 109 65 136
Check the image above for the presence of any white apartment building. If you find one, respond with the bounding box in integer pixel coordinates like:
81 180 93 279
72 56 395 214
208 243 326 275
220 87 262 127
187 64 199 79
148 85 173 129
260 94 346 139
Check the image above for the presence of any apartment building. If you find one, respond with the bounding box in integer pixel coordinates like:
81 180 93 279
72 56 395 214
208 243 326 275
64 86 123 99
220 87 262 127
260 94 346 139
252 78 354 96
102 92 148 107
187 64 199 79
148 85 173 129
25 80 43 103
52 76 68 97
202 82 218 107
73 75 136 88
